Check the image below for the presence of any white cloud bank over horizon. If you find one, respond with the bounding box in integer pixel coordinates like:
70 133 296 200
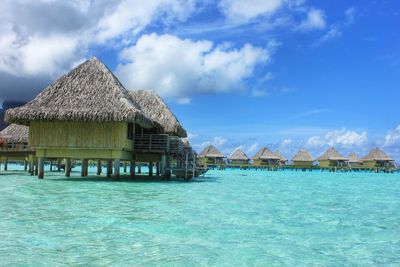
116 33 272 103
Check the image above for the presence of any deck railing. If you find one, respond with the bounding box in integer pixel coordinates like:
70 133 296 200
0 141 29 152
134 134 187 156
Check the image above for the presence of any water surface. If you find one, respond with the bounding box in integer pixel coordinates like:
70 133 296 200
0 165 399 266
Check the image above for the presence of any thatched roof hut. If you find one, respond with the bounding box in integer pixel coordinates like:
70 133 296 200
199 145 224 158
348 153 362 163
129 90 186 137
362 147 393 161
317 147 348 161
0 124 29 143
292 149 313 162
229 149 249 161
253 147 280 160
5 57 154 128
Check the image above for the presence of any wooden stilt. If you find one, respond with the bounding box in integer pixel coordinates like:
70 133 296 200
114 159 120 179
123 162 127 173
161 155 167 178
130 160 135 177
81 160 85 177
106 160 112 178
156 162 160 177
149 161 153 177
65 158 71 177
38 157 44 179
138 162 142 174
34 160 38 176
50 160 53 172
24 160 28 171
97 160 102 175
57 159 61 172
84 159 89 177
4 159 8 171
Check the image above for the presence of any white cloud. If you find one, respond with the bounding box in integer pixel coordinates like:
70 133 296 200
95 0 198 44
383 125 400 147
280 139 293 147
297 8 326 31
116 33 271 102
219 0 285 22
307 128 367 148
247 142 259 155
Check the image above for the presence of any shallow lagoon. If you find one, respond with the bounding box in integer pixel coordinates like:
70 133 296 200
1 165 400 266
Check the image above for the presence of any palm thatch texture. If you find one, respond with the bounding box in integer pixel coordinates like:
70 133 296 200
362 147 393 161
274 150 287 160
252 147 280 160
348 153 362 163
129 90 187 137
292 149 314 162
199 145 224 158
317 147 348 161
5 57 154 128
0 124 29 143
229 149 249 161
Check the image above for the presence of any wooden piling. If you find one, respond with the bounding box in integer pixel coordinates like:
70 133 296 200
38 157 44 179
65 158 71 177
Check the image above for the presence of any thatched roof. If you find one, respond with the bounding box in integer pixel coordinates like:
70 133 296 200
274 150 287 161
199 145 224 158
317 147 348 161
362 147 393 161
292 149 313 161
0 124 29 143
348 153 362 163
252 147 280 160
229 149 249 160
129 90 187 137
5 57 154 128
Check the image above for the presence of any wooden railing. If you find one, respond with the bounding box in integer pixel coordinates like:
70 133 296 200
0 140 29 152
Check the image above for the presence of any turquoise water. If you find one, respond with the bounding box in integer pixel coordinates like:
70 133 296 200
1 164 400 266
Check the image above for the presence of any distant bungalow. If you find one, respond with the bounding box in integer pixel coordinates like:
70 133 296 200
229 149 250 166
0 124 31 171
348 153 363 169
317 147 349 168
274 150 287 166
252 147 280 167
362 147 395 169
198 145 225 167
5 57 188 179
291 149 314 169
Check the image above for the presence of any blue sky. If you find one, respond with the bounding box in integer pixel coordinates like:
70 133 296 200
0 0 399 160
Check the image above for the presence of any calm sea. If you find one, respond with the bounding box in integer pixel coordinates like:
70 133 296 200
1 164 399 266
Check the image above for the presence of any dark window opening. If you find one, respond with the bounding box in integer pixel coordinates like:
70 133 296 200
127 123 134 140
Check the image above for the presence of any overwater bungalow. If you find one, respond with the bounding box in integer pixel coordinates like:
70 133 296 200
317 147 349 169
5 57 159 179
291 149 314 169
252 147 280 168
362 147 395 170
198 145 225 167
274 150 287 166
348 153 363 169
0 124 33 171
128 90 187 177
229 149 250 167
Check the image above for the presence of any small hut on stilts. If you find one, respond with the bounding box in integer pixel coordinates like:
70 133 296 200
348 153 363 170
252 147 280 170
5 57 156 179
0 124 33 173
274 150 288 167
198 145 225 169
317 147 349 171
362 147 395 172
291 149 314 170
229 149 250 168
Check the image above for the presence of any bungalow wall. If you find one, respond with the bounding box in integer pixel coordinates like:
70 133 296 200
230 159 249 165
363 160 394 168
319 160 348 168
253 159 279 166
292 161 313 168
29 121 135 160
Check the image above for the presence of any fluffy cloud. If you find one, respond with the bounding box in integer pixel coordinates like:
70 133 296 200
383 125 400 147
0 0 198 102
219 0 285 22
307 128 367 148
297 8 326 31
116 33 271 102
